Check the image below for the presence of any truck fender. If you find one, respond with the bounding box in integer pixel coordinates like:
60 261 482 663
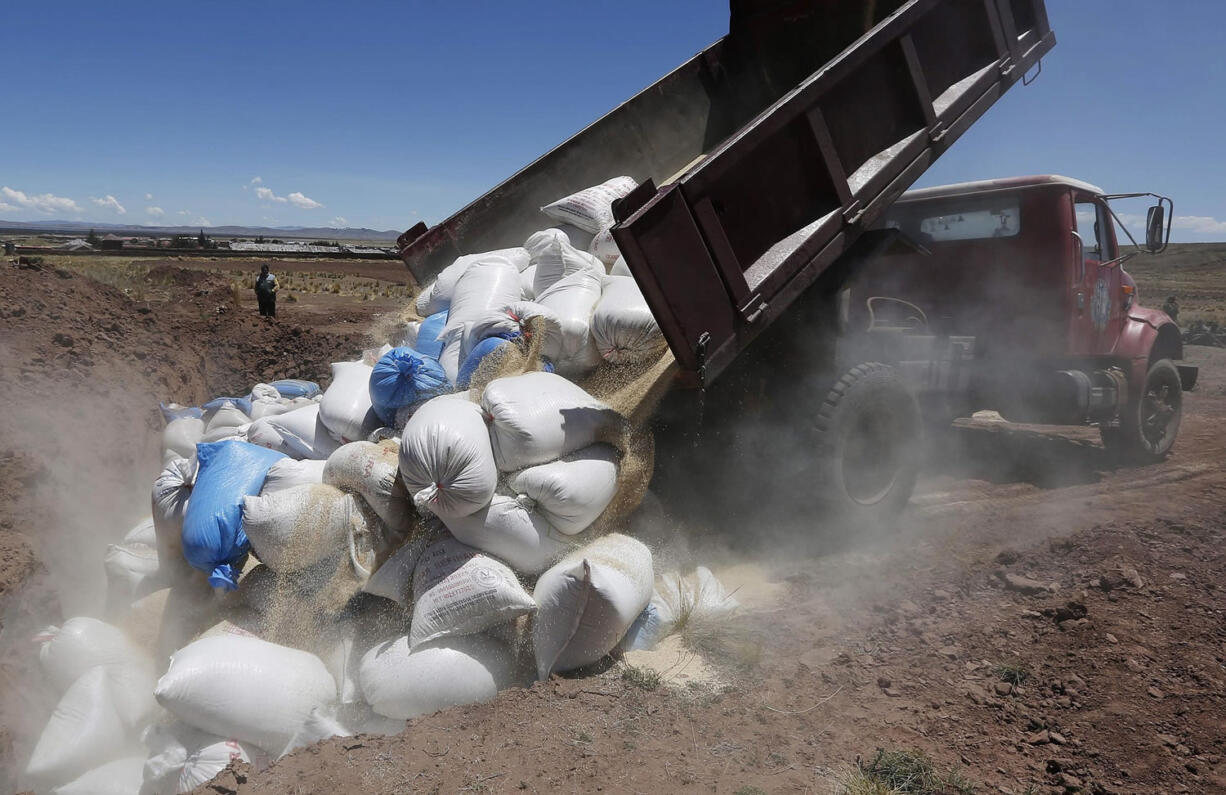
1114 308 1182 388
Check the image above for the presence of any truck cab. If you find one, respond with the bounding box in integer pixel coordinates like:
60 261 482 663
847 175 1191 459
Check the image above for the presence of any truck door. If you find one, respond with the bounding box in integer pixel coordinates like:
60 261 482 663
1071 195 1122 354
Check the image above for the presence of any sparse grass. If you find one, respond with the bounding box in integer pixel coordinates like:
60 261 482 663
682 618 762 674
734 787 767 795
993 660 1030 687
839 749 976 795
620 663 662 691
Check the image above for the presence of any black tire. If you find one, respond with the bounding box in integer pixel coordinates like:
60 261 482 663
813 362 922 528
1100 358 1183 461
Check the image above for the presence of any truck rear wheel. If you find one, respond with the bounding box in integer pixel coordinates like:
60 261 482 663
813 363 921 529
1100 358 1183 461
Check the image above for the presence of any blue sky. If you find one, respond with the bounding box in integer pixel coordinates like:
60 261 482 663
2 1 1223 241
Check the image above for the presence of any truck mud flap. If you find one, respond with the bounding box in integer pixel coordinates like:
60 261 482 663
1177 364 1199 392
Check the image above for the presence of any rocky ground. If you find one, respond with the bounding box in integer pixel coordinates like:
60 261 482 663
1 254 1223 794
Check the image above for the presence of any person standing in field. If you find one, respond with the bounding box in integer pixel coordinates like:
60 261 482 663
255 263 279 317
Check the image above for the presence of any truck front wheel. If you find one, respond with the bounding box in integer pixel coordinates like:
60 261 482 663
1100 358 1183 461
813 363 921 529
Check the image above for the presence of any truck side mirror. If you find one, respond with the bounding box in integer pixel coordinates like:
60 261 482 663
1145 204 1165 252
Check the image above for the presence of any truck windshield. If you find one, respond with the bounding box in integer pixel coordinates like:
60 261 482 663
880 196 1021 243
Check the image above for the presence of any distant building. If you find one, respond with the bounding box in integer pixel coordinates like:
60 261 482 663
57 238 94 251
99 233 126 250
229 241 342 254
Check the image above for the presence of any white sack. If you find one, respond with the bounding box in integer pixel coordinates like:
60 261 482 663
610 255 632 277
591 275 666 364
154 634 336 755
151 456 197 580
507 444 619 535
540 176 638 234
199 423 247 444
39 617 141 693
482 372 622 471
323 441 411 536
105 542 161 609
261 458 327 494
242 484 362 572
250 383 280 401
536 267 603 373
203 404 249 436
467 301 565 364
279 706 353 758
123 517 158 547
141 721 267 795
442 258 524 382
418 247 530 316
362 527 436 606
24 667 132 788
388 319 421 349
409 537 536 648
180 737 265 789
249 399 291 421
53 755 145 795
519 264 537 300
438 324 465 388
588 226 621 267
249 403 340 460
525 228 604 296
162 417 204 463
319 361 377 443
359 634 513 720
398 395 497 518
533 533 653 678
444 495 571 575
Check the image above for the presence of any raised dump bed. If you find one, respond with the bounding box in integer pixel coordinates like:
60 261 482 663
400 0 1054 393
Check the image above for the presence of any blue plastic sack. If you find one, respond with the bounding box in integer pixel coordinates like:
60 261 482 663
159 403 203 423
369 347 450 424
202 396 254 417
456 334 518 389
620 602 664 652
414 311 448 359
268 379 321 399
181 440 286 590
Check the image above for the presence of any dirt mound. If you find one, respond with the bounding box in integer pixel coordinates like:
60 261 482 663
144 263 216 288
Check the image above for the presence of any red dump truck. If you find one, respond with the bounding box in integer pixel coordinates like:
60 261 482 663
398 0 1192 529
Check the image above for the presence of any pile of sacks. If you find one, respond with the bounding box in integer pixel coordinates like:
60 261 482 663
21 177 736 795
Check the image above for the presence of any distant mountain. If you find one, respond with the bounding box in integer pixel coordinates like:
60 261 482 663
0 219 402 241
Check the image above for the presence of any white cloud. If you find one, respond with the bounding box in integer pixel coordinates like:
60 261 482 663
330 216 348 227
287 192 323 209
144 192 153 201
177 210 191 216
1172 215 1226 236
1 186 82 214
250 176 262 185
252 182 323 209
146 206 165 217
255 186 285 203
194 217 212 227
0 202 17 213
91 194 127 214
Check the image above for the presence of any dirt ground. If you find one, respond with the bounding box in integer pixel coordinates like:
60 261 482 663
2 252 1224 794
